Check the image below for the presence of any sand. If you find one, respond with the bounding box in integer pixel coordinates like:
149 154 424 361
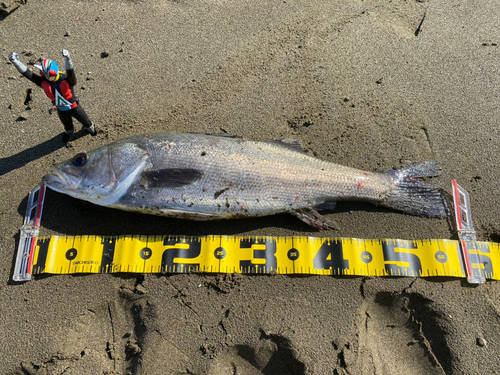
1 0 500 373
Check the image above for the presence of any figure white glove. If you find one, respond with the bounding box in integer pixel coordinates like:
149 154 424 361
9 52 19 61
61 49 73 70
9 52 27 73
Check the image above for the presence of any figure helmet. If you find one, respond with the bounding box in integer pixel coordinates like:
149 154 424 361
39 59 59 79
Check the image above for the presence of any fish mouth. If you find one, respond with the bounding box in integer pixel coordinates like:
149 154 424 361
42 166 82 191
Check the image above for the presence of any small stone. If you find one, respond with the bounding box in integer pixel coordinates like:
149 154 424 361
135 284 147 295
477 337 487 347
126 341 141 355
343 345 356 367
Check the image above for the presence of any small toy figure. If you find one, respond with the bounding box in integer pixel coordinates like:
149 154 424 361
9 50 97 143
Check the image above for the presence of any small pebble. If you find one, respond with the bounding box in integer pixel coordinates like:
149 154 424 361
134 284 147 294
343 345 356 367
477 337 487 347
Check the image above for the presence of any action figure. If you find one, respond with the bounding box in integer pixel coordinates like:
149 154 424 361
9 50 97 143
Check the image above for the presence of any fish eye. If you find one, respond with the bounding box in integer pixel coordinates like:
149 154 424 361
72 152 88 167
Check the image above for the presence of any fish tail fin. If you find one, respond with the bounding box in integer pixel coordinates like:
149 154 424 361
381 161 449 217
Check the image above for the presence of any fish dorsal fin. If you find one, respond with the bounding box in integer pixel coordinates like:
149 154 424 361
266 139 307 154
188 132 238 139
204 133 238 138
140 168 203 188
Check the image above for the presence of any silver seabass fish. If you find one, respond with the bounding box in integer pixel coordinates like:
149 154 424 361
42 133 448 229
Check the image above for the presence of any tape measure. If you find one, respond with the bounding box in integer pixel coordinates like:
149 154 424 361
22 235 499 280
12 181 497 282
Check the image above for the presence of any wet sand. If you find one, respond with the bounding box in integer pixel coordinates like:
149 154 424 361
1 0 500 373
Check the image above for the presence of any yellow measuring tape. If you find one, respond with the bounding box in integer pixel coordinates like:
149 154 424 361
29 235 499 279
13 182 498 282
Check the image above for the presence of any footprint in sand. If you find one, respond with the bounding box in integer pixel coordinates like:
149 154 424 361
208 333 305 375
364 0 429 38
341 292 446 375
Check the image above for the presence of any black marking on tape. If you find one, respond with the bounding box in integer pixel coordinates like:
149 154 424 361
161 237 201 273
140 247 152 260
313 239 348 272
66 248 77 261
101 237 116 273
361 251 373 264
240 238 277 274
287 248 299 261
214 247 226 259
382 240 422 276
32 237 51 274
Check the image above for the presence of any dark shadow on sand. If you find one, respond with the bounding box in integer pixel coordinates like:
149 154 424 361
1 132 87 176
16 189 450 238
18 190 322 237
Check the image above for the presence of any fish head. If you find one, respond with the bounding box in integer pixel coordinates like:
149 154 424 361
42 142 150 204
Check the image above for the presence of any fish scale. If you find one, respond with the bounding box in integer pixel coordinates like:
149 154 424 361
42 133 448 229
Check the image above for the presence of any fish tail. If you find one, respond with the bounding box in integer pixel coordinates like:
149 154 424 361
380 161 449 217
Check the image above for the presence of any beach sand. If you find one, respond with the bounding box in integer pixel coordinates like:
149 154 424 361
1 0 500 373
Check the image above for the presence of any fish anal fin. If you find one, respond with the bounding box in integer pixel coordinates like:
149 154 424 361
140 168 203 188
290 208 339 230
315 202 337 212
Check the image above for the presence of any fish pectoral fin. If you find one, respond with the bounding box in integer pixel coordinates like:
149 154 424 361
290 208 339 230
200 133 238 138
140 168 203 188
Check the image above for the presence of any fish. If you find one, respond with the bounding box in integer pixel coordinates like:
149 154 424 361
42 133 448 229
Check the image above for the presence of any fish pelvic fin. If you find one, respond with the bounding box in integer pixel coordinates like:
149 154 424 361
381 161 449 217
290 208 340 230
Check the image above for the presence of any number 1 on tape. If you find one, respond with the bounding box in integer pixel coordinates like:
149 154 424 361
452 180 485 284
